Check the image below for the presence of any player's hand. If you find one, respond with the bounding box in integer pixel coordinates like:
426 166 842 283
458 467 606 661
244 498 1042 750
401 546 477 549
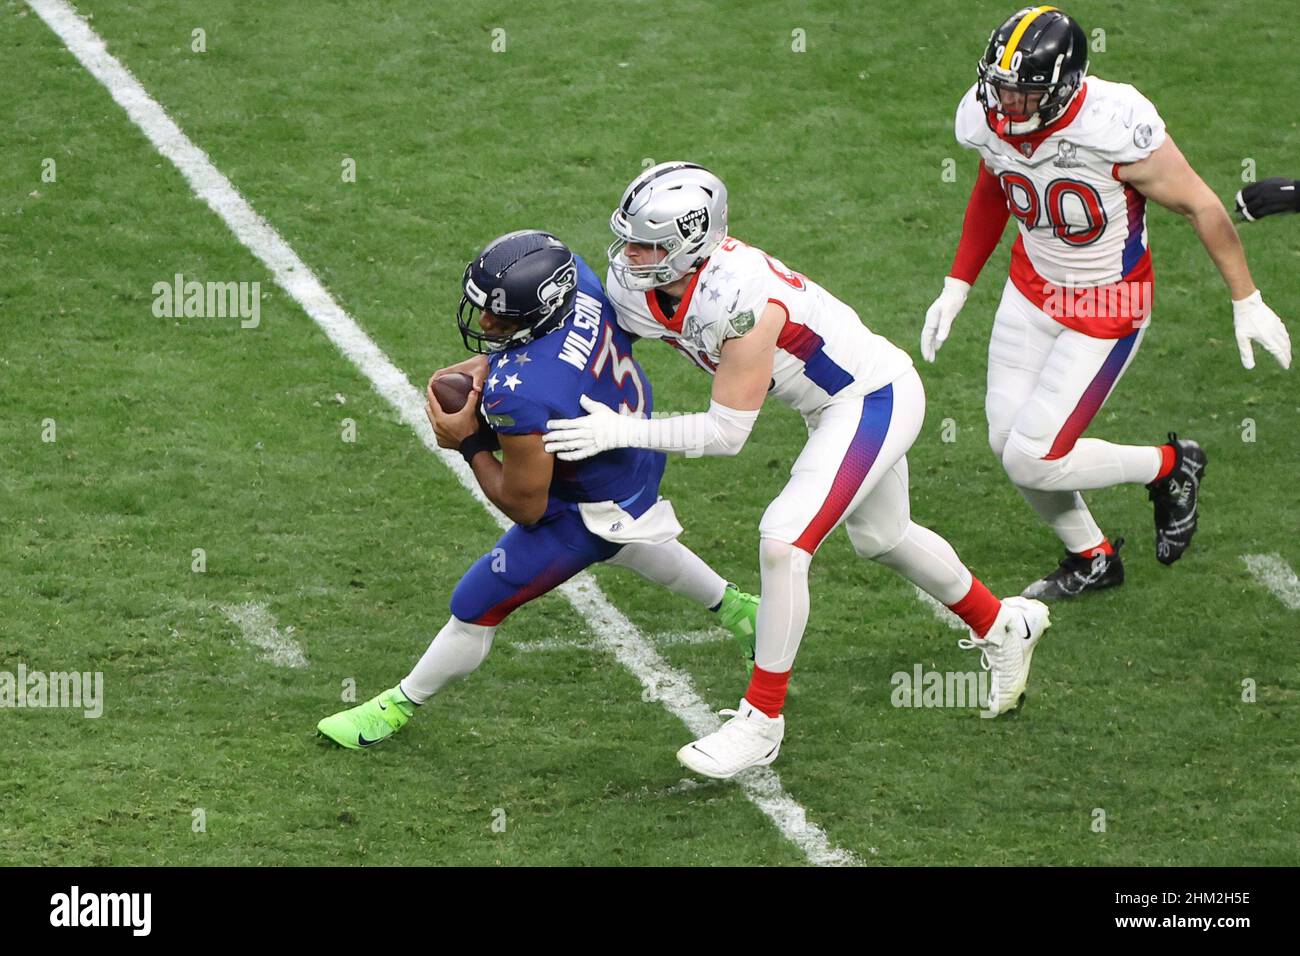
543 395 630 461
431 354 489 384
920 277 971 363
1232 291 1292 370
425 376 485 448
1235 178 1300 222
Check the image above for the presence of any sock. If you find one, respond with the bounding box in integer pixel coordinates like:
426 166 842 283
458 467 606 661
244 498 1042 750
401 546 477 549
948 577 1002 638
745 665 791 718
399 617 496 705
1073 536 1114 559
1153 442 1177 481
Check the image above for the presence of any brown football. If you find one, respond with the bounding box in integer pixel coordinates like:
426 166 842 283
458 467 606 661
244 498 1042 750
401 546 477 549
431 371 475 414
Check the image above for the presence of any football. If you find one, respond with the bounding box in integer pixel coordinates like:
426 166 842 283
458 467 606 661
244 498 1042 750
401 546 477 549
430 371 475 414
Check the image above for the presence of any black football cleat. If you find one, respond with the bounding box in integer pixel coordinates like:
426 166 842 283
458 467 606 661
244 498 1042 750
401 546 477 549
1021 538 1126 601
1147 434 1207 565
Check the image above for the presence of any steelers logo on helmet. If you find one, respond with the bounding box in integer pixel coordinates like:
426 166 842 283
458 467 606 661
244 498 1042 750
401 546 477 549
976 6 1089 137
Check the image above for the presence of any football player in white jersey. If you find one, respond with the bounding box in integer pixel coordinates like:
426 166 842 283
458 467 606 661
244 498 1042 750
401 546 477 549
543 162 1052 779
922 5 1292 598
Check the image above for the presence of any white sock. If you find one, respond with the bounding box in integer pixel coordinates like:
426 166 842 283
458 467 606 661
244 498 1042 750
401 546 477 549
872 522 973 605
603 540 728 609
399 616 495 705
754 538 811 673
1015 486 1107 554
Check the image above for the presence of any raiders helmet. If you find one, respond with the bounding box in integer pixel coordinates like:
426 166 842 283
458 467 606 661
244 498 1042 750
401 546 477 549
977 6 1088 136
608 162 728 291
456 230 578 353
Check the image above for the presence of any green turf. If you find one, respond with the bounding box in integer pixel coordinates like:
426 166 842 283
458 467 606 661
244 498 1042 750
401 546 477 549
2 0 1297 865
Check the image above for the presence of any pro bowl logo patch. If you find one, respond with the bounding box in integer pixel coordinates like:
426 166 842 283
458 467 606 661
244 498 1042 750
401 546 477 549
1134 123 1154 150
675 207 710 244
1053 141 1084 168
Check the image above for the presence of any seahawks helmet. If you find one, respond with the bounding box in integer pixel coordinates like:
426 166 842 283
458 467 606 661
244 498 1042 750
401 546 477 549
608 162 728 291
456 230 578 353
977 6 1088 136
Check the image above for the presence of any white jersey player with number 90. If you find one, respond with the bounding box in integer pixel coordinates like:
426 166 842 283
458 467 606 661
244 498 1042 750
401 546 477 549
544 161 1052 779
923 5 1291 600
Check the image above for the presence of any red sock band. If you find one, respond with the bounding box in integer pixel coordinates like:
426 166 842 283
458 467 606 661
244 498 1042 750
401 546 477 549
745 665 791 718
1073 537 1114 559
948 578 1002 638
1155 443 1177 480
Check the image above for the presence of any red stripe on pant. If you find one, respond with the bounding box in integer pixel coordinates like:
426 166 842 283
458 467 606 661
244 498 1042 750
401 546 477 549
792 385 894 555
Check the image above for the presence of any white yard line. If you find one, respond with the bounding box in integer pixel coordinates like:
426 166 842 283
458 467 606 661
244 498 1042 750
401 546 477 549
219 602 310 669
27 0 860 866
912 586 968 631
514 628 729 653
1241 554 1300 611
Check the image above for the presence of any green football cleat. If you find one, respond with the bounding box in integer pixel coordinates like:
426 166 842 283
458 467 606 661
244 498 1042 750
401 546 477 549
317 686 414 750
715 583 758 662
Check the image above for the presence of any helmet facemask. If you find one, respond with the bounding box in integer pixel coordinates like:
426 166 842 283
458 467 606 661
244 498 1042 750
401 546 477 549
978 57 1084 135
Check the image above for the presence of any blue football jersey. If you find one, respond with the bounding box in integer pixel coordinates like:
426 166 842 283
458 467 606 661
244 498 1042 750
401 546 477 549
481 255 665 521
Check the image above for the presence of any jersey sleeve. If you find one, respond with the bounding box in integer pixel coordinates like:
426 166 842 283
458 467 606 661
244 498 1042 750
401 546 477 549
715 246 781 343
1092 84 1167 165
482 388 554 436
954 83 990 152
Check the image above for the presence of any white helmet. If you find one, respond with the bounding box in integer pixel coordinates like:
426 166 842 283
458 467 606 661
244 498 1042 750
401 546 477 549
607 162 729 291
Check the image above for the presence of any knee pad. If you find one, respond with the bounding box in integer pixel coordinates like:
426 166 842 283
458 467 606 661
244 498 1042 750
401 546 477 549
845 511 908 559
1002 437 1059 490
759 537 809 577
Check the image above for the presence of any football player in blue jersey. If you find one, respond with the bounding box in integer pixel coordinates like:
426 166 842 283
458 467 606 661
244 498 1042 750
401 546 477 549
317 230 759 750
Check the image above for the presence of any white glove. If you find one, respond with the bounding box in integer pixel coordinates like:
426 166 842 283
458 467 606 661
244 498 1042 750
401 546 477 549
1232 290 1292 370
921 277 971 363
544 395 632 461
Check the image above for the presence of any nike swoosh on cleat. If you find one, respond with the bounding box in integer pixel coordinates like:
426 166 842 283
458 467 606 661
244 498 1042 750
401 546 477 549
357 733 380 746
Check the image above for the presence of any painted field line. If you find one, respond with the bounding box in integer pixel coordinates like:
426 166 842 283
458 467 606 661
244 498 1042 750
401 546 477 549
27 0 859 866
515 628 730 653
912 586 968 631
219 602 310 669
1241 553 1300 611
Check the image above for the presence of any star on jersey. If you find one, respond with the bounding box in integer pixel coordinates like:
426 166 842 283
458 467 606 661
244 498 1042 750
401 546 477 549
513 352 532 365
495 355 510 370
487 374 500 390
503 373 523 391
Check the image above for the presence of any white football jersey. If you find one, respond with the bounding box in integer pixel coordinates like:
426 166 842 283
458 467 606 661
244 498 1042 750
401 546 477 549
606 238 912 417
956 76 1166 335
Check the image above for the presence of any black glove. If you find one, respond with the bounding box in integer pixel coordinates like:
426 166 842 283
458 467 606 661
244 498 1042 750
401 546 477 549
1235 177 1300 221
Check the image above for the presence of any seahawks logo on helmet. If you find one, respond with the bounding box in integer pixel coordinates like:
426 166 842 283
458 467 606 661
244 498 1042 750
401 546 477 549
537 261 578 315
675 207 711 246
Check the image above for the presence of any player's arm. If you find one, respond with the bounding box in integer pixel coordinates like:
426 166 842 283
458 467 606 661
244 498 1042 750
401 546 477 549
425 376 552 525
1119 137 1291 370
542 302 785 461
921 162 1010 362
468 433 552 526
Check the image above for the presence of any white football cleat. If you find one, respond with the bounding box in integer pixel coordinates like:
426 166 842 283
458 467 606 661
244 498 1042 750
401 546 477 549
677 698 785 779
958 596 1051 716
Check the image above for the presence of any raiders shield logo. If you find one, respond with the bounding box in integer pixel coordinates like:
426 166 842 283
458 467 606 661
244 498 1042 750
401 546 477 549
675 207 710 245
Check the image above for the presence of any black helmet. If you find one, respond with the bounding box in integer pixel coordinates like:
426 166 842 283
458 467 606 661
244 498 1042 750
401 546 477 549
456 230 578 353
977 6 1088 136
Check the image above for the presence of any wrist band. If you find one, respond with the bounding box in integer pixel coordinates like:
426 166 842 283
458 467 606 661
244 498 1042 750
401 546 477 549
459 428 500 464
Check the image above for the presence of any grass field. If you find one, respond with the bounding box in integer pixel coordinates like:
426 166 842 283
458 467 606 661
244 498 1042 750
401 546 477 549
2 0 1297 866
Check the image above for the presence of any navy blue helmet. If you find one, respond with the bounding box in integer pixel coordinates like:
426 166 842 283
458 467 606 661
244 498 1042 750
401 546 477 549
456 230 578 353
